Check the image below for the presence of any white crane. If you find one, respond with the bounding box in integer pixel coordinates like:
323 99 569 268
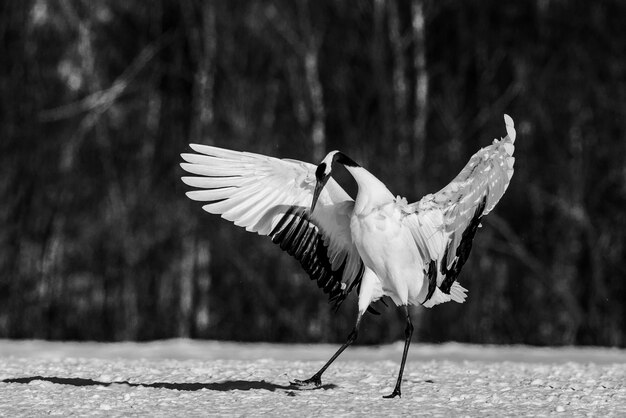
180 114 516 398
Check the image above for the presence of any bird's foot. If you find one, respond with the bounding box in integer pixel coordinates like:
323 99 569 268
290 374 322 389
383 388 401 399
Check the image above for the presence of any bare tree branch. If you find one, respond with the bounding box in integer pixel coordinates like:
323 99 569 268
38 32 174 122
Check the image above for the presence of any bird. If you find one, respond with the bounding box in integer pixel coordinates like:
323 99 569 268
180 114 516 398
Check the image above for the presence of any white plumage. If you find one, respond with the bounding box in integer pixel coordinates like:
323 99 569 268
181 114 517 398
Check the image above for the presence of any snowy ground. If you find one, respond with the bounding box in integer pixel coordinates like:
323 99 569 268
1 340 625 417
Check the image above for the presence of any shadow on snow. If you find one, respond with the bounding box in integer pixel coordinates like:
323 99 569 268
2 376 337 392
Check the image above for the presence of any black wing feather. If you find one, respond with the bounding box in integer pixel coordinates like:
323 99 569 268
439 196 487 294
270 206 364 309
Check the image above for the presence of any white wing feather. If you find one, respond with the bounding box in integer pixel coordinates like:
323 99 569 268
180 144 364 304
403 114 516 304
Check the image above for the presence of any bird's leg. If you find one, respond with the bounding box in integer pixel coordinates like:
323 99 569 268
383 306 413 399
291 314 363 388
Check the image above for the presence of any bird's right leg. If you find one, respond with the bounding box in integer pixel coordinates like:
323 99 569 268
291 313 363 388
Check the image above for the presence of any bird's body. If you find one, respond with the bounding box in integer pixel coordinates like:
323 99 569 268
351 196 425 309
181 114 517 398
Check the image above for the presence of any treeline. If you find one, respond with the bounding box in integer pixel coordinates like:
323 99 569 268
1 0 625 346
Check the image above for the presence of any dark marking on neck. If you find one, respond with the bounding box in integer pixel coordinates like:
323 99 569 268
334 152 360 168
315 163 327 181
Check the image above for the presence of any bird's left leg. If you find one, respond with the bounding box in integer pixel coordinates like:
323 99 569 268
291 313 363 388
383 305 413 399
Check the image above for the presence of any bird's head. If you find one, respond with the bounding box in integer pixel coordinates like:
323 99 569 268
311 150 360 213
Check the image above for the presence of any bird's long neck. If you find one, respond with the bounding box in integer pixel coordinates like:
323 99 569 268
344 166 394 215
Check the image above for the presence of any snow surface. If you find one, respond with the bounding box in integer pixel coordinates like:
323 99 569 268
1 339 625 416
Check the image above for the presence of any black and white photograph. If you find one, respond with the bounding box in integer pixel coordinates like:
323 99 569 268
1 0 625 415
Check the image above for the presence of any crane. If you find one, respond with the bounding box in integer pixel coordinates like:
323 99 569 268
180 114 516 398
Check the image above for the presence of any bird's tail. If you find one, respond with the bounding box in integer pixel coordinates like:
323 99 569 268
423 282 468 308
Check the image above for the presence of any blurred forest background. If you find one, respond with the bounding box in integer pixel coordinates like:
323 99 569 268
1 0 625 347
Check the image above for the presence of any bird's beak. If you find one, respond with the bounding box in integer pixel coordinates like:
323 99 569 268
312 156 335 213
311 177 327 213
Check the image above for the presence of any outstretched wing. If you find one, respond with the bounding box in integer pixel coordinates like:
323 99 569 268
180 144 364 308
403 114 516 307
